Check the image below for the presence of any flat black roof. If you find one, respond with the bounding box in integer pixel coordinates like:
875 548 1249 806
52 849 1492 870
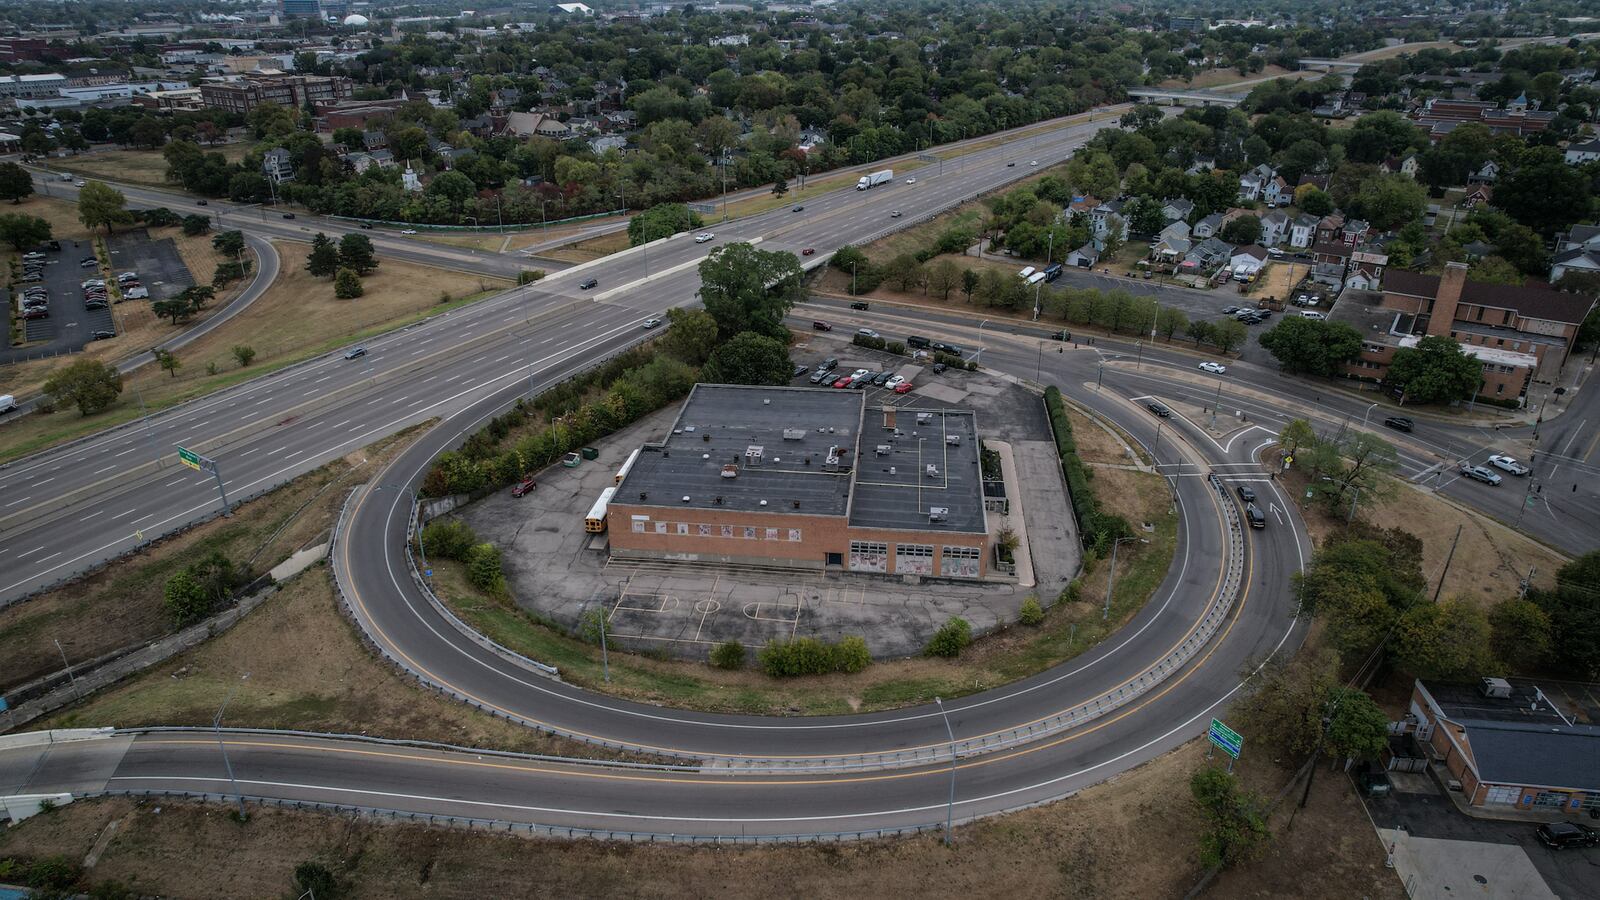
617 384 863 517
848 406 987 535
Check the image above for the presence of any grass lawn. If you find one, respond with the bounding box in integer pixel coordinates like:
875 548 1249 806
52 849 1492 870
1160 64 1294 89
53 143 251 189
417 215 631 254
537 228 632 264
0 243 508 463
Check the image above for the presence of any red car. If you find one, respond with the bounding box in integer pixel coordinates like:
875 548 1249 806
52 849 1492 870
511 477 537 497
802 247 816 256
893 382 914 394
832 376 854 388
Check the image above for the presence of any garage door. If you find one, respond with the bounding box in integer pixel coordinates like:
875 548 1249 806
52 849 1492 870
1484 786 1519 806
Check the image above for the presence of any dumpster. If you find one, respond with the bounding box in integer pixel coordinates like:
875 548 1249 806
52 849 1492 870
580 447 599 460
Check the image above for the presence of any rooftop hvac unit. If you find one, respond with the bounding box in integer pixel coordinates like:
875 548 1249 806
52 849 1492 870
925 464 939 477
928 507 949 522
783 428 806 441
684 425 697 432
875 444 892 456
916 412 934 425
945 434 962 446
1481 677 1513 699
745 444 764 464
823 450 841 472
720 464 739 478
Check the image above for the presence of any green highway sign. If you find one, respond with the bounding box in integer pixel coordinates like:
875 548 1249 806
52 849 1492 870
1208 718 1242 760
177 446 201 471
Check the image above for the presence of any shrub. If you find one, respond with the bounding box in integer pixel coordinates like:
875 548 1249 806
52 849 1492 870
23 855 82 892
925 617 972 657
333 267 364 299
885 341 907 356
851 333 888 351
421 518 478 560
1019 595 1045 626
832 635 871 673
465 542 505 593
1059 579 1083 604
710 640 747 670
517 268 546 284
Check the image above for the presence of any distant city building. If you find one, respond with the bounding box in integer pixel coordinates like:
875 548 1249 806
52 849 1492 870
0 73 67 99
0 38 73 64
281 0 324 18
200 73 353 115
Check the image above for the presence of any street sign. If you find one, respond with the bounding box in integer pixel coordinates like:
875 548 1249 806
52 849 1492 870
1208 718 1243 759
177 446 201 471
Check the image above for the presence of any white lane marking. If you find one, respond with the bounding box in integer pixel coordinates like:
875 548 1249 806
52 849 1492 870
303 389 319 397
94 465 118 474
331 420 350 429
238 447 259 456
17 547 45 558
31 477 54 486
4 496 33 507
80 510 104 521
270 446 288 454
165 477 186 487
34 552 60 564
283 450 304 460
494 355 511 363
313 375 332 384
114 446 139 457
112 509 139 520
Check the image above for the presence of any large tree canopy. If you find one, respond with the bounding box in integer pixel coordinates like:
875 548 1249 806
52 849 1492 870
696 242 803 340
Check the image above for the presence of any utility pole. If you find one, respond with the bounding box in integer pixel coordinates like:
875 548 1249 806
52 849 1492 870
1104 536 1135 620
1209 378 1222 430
215 672 250 820
934 696 958 846
54 639 81 700
1432 524 1463 603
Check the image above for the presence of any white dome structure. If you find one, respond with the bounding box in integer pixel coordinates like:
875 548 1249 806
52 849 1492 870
342 13 370 27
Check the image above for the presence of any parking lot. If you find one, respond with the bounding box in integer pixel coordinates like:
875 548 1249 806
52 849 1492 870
2 238 116 366
105 229 193 303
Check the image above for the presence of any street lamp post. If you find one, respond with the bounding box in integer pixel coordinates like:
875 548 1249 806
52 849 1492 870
1361 401 1378 429
1104 536 1136 620
1209 378 1223 430
214 672 251 819
933 696 958 846
975 319 992 363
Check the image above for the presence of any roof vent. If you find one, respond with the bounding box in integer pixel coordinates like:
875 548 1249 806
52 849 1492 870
763 398 771 405
929 507 948 523
792 500 800 509
721 464 738 478
714 496 723 505
783 428 806 440
945 434 961 446
925 464 939 477
759 499 768 506
682 495 691 503
639 492 648 500
702 433 710 442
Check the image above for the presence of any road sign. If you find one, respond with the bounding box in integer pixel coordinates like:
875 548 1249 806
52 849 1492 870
177 446 201 471
1208 718 1243 759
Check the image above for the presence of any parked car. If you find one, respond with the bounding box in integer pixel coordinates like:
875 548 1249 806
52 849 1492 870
80 257 98 267
511 477 538 497
832 375 854 388
1536 822 1599 850
1382 416 1414 433
931 362 947 374
792 364 810 378
1487 454 1529 475
872 371 892 386
812 320 833 331
1146 401 1171 418
90 330 115 341
1459 464 1502 486
1199 362 1227 375
1018 266 1037 279
820 357 838 371
1221 306 1241 315
885 375 906 390
809 370 830 384
1300 310 1326 320
893 381 914 394
344 347 367 360
579 278 598 290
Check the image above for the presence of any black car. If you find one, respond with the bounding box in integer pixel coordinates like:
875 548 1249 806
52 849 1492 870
343 347 367 360
579 278 598 290
1146 401 1171 418
1383 416 1414 433
282 212 296 219
1236 485 1256 503
821 357 838 371
872 371 892 386
792 205 804 212
1244 502 1266 529
196 199 208 206
359 223 373 229
931 362 948 374
1051 330 1071 341
850 301 869 310
1536 822 1598 850
90 330 115 340
792 364 810 378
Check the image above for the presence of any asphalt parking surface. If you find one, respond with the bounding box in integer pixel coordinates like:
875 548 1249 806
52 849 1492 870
0 238 115 366
1365 789 1600 899
106 229 193 303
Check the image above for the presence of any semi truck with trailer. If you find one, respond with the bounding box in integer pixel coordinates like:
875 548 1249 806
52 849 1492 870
856 169 893 190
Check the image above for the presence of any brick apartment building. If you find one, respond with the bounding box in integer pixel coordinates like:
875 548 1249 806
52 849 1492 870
1412 97 1557 140
605 384 992 578
200 73 353 115
1341 263 1596 402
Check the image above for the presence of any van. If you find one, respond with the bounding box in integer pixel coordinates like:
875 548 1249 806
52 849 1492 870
1043 263 1064 282
1018 266 1036 279
906 335 931 349
0 394 17 414
1244 502 1266 529
1026 271 1046 285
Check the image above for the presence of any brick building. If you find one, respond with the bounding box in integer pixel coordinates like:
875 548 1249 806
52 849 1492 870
1408 678 1599 814
199 73 353 115
1412 97 1557 140
605 384 991 578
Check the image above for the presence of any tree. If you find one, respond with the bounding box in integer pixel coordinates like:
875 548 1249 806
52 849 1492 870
1324 688 1390 761
77 181 130 234
1210 319 1247 354
1529 550 1600 679
1278 418 1315 458
925 617 972 657
697 242 803 340
1186 318 1215 348
465 542 505 593
661 307 719 365
0 212 51 250
1468 256 1525 285
306 232 340 278
338 233 377 275
1189 768 1270 870
771 178 788 196
627 203 701 246
154 348 181 378
0 161 34 203
701 331 792 385
1490 598 1551 672
1219 215 1262 245
961 268 980 304
1296 186 1333 217
334 267 364 299
1258 317 1363 377
212 229 245 256
1387 335 1482 404
180 213 211 236
1394 598 1494 679
710 640 747 670
153 298 195 324
884 253 923 292
927 258 961 301
43 358 122 415
1497 148 1592 234
1354 174 1427 231
1155 305 1188 341
291 862 347 900
163 570 210 626
181 285 215 311
232 345 257 368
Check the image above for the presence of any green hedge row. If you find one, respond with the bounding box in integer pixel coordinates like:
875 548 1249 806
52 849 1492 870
758 635 871 676
1044 386 1132 555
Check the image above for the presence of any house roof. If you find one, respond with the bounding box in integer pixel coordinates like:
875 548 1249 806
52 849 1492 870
1232 244 1268 260
1383 270 1597 324
1311 240 1352 258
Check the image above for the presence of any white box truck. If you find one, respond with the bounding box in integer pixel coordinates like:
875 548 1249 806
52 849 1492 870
0 394 18 414
856 169 893 190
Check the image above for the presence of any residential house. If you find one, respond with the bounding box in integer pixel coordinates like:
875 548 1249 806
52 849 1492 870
1549 224 1600 283
1192 212 1226 239
1183 237 1233 272
1310 240 1352 287
1469 160 1500 183
345 149 394 174
262 147 294 184
1462 184 1494 208
1151 234 1191 263
1089 199 1129 243
1065 243 1100 268
1297 174 1329 193
1341 219 1370 245
1344 250 1387 291
1289 213 1320 249
1406 678 1600 812
1160 198 1194 223
1564 139 1600 165
1260 210 1290 247
362 130 386 150
1382 154 1420 178
1238 171 1267 202
1315 213 1346 245
589 134 628 155
1229 245 1268 277
1262 176 1291 207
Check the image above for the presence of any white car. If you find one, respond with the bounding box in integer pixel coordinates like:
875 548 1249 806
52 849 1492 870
694 232 714 243
641 317 663 329
885 375 906 389
73 180 86 187
857 328 879 338
1018 266 1036 279
1300 310 1326 320
401 228 417 235
1487 454 1530 475
1029 160 1038 166
905 177 917 184
1198 362 1227 375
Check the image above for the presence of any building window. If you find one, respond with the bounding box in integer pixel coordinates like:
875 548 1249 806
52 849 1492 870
850 541 888 573
788 528 802 542
720 525 734 538
677 522 689 535
765 527 779 541
743 526 757 540
895 543 935 576
941 545 982 578
1496 383 1504 395
632 517 647 533
654 521 668 534
698 524 712 536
